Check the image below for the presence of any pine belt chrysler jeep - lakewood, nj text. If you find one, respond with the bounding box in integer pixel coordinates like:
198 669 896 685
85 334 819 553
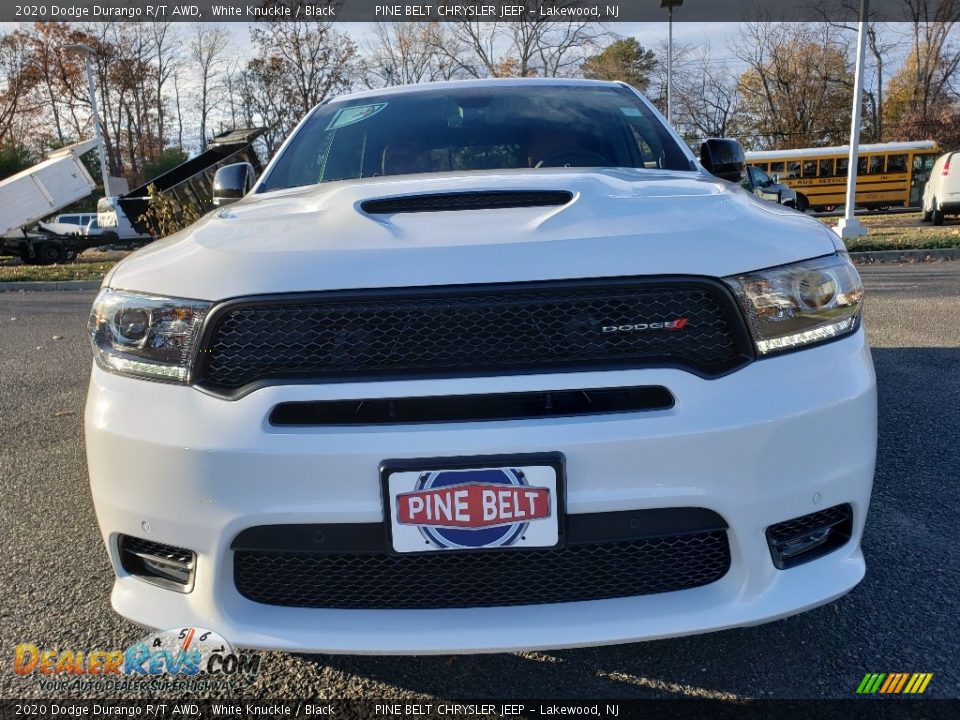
85 79 877 654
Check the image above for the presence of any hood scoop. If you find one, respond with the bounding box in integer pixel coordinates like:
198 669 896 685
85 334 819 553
361 190 573 214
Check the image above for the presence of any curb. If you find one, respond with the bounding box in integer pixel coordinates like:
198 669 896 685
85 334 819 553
0 280 102 292
849 248 960 263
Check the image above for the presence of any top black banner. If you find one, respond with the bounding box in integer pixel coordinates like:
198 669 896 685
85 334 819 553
1 0 953 23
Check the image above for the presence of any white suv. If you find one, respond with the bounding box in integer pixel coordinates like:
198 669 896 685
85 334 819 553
85 79 876 654
922 151 959 225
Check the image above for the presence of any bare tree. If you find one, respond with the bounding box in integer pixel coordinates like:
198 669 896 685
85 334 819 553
172 71 185 150
647 39 692 115
428 7 608 79
148 22 181 148
236 60 289 156
189 24 231 151
363 22 466 87
249 22 358 116
675 44 742 143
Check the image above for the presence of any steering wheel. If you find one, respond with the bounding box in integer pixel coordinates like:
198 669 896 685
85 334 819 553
536 150 611 168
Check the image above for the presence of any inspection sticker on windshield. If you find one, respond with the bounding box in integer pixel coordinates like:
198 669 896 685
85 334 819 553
326 103 388 130
620 107 643 117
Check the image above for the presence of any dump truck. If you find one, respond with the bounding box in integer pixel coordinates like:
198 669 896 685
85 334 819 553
0 139 102 264
98 128 265 241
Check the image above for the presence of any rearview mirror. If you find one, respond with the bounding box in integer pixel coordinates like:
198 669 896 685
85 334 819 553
700 139 746 183
213 163 255 206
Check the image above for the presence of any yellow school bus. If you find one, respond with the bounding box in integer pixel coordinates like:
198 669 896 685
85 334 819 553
745 140 940 211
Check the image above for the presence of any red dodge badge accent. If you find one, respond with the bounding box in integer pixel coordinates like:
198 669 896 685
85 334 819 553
397 482 550 529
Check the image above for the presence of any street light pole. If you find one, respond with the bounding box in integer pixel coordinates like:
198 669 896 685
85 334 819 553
835 0 869 239
660 0 684 125
64 43 111 197
668 5 673 122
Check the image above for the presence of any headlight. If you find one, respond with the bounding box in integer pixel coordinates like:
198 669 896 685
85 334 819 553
88 289 211 382
724 253 863 355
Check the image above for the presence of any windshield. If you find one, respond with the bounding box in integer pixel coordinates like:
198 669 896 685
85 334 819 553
259 85 692 192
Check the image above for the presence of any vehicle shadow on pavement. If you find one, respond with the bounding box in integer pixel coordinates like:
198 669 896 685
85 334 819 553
299 346 960 700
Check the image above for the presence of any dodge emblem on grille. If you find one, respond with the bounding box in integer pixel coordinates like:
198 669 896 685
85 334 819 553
602 318 689 333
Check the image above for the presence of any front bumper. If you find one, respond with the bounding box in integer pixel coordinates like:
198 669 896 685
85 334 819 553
85 328 877 654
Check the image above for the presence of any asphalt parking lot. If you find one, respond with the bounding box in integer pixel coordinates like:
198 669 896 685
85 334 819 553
1 263 958 700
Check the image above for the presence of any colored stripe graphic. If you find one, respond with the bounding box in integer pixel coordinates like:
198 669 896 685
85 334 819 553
904 673 934 694
856 673 886 694
894 673 910 693
880 673 907 693
879 674 897 693
857 673 933 694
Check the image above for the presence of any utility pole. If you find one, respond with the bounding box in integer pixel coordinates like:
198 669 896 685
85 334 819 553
835 0 869 239
64 43 111 197
660 0 684 124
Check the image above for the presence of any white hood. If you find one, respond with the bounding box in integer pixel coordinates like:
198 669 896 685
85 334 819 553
106 168 842 300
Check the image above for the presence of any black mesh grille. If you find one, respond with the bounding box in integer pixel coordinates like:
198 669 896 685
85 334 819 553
195 278 749 392
118 536 193 566
766 505 852 544
233 530 731 609
362 191 573 214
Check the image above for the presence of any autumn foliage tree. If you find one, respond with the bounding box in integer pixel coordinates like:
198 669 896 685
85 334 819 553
883 0 960 147
0 30 40 147
238 21 359 155
733 23 853 149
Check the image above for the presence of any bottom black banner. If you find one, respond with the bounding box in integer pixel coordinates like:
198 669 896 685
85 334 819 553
1 700 957 720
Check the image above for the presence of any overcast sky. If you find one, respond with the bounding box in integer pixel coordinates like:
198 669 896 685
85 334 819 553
221 21 738 53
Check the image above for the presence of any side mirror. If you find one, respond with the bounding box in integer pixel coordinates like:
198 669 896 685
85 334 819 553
700 139 746 183
213 163 255 206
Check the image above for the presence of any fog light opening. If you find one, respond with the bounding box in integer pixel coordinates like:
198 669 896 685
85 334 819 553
766 504 853 569
118 535 196 592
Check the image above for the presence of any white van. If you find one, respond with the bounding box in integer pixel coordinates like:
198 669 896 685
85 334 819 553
922 151 960 225
55 212 97 228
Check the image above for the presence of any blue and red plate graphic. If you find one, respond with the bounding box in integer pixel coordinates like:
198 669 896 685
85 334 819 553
387 465 559 553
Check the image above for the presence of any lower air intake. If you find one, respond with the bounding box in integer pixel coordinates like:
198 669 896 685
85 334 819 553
118 535 195 592
232 510 731 609
766 504 853 569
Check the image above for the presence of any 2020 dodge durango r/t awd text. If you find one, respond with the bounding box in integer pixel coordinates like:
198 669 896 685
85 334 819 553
85 79 876 654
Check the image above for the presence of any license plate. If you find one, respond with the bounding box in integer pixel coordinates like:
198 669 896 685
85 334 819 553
383 456 562 554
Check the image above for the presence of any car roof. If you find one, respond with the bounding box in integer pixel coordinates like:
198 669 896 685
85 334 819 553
327 78 630 105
